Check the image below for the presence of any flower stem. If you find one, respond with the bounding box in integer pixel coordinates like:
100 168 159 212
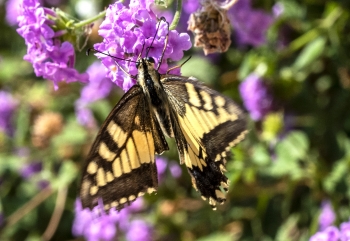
74 10 107 28
169 0 182 30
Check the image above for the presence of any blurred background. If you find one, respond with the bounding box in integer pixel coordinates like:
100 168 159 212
1 0 350 240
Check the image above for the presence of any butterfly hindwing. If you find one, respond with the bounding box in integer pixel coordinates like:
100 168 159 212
80 85 169 211
162 75 247 209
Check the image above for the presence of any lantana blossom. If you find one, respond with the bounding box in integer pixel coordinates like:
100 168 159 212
75 61 113 127
94 0 192 92
17 0 89 89
239 74 275 121
73 198 153 241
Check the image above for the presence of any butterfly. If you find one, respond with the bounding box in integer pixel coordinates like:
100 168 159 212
79 19 247 212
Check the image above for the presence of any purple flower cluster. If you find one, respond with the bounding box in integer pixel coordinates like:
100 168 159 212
0 91 18 136
75 62 113 127
157 157 182 182
228 0 275 47
310 200 350 241
17 0 88 90
310 221 350 241
20 161 42 179
73 198 153 241
239 74 275 121
94 0 192 92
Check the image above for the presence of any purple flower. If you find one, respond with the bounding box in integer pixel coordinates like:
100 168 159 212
319 200 336 231
340 220 350 241
0 91 18 136
156 157 168 182
229 0 274 47
75 62 113 127
272 2 284 18
20 161 42 179
169 162 182 178
72 199 119 241
310 226 340 241
94 0 191 92
239 74 275 121
125 219 153 241
17 0 89 90
5 0 22 26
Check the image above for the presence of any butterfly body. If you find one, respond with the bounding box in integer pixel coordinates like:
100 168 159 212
80 57 247 211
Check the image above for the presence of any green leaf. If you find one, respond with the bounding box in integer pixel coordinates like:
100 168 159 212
181 56 219 85
293 37 327 71
323 157 349 193
251 144 271 166
275 214 301 241
196 232 237 241
53 118 87 146
53 160 78 188
276 131 309 161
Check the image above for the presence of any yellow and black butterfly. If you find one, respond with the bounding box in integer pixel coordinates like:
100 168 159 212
80 20 247 212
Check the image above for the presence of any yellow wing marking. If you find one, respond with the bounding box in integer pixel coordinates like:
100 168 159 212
120 149 131 173
106 171 114 183
200 90 213 110
90 185 98 195
112 157 123 177
107 120 127 147
214 95 225 107
98 142 116 162
87 161 98 174
146 131 155 163
126 137 141 169
96 168 107 187
185 83 201 107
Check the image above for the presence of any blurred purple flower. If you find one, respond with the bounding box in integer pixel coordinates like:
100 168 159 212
95 0 191 92
239 74 275 121
72 199 119 241
319 200 336 231
20 161 42 179
17 0 89 90
75 62 113 127
37 179 50 189
272 2 284 18
169 162 182 178
73 197 149 240
156 157 168 182
340 220 350 241
229 0 274 47
125 219 153 241
5 0 22 26
310 226 340 241
0 91 18 136
156 157 182 182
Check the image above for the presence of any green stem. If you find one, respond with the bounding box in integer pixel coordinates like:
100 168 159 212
169 0 182 30
74 10 107 28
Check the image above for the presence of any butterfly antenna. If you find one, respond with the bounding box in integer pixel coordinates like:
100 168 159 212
146 17 166 58
87 48 137 79
87 48 138 64
166 56 192 74
156 17 169 71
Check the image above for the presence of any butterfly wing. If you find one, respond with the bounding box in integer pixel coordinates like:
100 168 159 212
80 85 169 211
162 75 247 209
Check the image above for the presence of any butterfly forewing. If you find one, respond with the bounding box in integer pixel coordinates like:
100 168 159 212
162 75 247 209
80 85 168 211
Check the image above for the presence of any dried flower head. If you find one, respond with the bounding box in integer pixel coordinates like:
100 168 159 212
32 112 63 148
188 0 236 55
